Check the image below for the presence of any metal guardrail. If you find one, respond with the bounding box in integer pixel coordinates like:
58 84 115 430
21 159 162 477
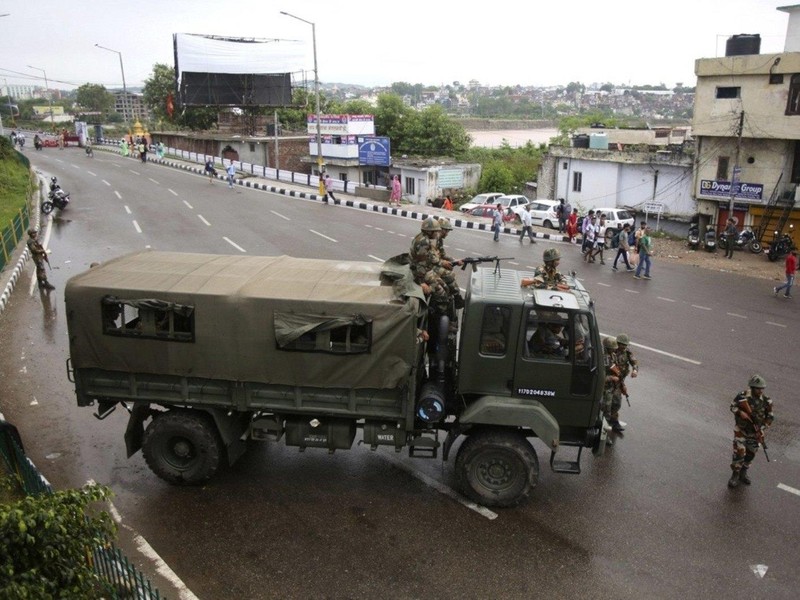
0 417 167 599
0 205 30 274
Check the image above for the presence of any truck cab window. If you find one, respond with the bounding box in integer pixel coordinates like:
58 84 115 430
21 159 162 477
526 309 570 360
479 305 511 356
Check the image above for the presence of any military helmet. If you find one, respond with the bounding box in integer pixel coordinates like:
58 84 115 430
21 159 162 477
421 217 441 232
603 337 618 350
438 218 453 231
27 228 37 236
616 333 630 346
748 374 766 389
543 248 561 262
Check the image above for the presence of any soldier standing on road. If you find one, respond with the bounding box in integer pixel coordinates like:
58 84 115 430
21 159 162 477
611 333 639 432
26 229 54 291
728 374 774 488
601 337 621 446
531 248 568 290
519 204 537 244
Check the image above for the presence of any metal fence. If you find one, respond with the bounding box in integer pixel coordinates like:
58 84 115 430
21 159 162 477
0 205 30 274
0 417 167 599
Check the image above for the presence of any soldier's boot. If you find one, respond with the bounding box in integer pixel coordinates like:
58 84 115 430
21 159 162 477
611 419 625 433
738 467 752 485
39 280 55 291
728 470 740 488
453 293 465 310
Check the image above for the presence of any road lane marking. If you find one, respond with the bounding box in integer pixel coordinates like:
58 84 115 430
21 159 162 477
223 237 246 252
270 210 290 221
71 164 80 169
600 333 702 365
376 453 498 520
197 215 211 226
114 191 121 199
368 255 384 262
148 177 159 185
766 321 787 328
526 265 537 270
102 180 110 186
87 171 97 177
182 200 193 209
624 289 640 294
508 261 519 266
374 227 384 231
124 206 132 214
129 169 140 175
168 188 178 196
596 282 611 287
691 304 712 311
778 483 800 497
112 163 121 168
310 229 337 242
132 220 142 233
396 233 407 237
727 312 747 319
657 297 675 302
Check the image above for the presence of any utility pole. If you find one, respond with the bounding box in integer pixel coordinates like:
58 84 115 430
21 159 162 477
727 110 745 217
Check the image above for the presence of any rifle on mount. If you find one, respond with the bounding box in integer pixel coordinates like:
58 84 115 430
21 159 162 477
460 256 514 274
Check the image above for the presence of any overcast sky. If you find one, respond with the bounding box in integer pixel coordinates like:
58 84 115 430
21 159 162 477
0 0 795 91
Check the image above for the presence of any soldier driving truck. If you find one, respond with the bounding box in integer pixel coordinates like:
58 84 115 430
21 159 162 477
65 250 610 508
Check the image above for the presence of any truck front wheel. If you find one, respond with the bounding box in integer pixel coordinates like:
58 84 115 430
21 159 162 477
455 429 538 508
142 411 223 485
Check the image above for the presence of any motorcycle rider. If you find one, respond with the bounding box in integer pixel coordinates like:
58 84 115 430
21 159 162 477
723 217 737 259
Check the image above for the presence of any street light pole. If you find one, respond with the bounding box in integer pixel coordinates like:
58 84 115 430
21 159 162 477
95 44 129 132
280 10 325 195
27 65 54 130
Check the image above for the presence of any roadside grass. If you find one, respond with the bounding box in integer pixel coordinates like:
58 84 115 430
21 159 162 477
0 141 35 229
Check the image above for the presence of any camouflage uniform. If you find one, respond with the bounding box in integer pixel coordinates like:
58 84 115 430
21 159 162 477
26 229 54 290
532 248 568 290
409 219 449 312
610 334 638 430
729 375 774 488
435 219 464 307
601 337 621 443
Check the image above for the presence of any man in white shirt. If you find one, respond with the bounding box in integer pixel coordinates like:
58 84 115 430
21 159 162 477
518 205 537 244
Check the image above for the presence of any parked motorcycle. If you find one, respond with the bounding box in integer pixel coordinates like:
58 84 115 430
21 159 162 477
42 176 70 215
687 223 700 249
767 224 796 262
703 225 716 252
718 227 762 253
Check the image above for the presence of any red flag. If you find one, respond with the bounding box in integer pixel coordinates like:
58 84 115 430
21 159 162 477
166 93 174 118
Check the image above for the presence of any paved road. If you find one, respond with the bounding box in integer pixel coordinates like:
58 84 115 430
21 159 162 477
1 147 798 599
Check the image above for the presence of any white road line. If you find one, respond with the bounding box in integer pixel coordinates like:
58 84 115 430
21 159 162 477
692 304 712 311
132 220 142 233
624 289 640 294
182 200 193 209
610 337 701 365
87 171 97 177
148 177 159 184
778 483 800 497
71 164 80 169
376 453 498 520
508 261 519 266
456 248 467 253
657 296 676 302
364 224 373 228
270 210 290 221
310 229 337 242
114 191 121 199
596 282 611 287
168 188 178 196
223 237 246 252
92 481 199 600
766 321 787 328
124 206 132 214
396 233 407 237
727 312 747 319
526 265 537 270
129 169 140 175
374 227 384 231
112 163 120 168
197 215 211 226
368 255 384 262
102 179 110 186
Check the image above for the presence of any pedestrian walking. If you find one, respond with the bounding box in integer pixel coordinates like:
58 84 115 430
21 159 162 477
518 204 537 244
26 229 54 291
612 223 635 271
566 208 579 243
492 203 504 242
139 140 147 163
728 374 773 489
205 158 218 183
226 162 236 188
773 248 797 298
724 217 737 259
324 173 337 204
557 198 567 233
581 210 596 254
633 226 653 279
390 175 402 207
589 213 608 264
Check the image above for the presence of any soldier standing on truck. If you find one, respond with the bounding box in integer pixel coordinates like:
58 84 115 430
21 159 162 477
531 248 568 290
436 218 465 309
409 217 450 313
26 229 55 291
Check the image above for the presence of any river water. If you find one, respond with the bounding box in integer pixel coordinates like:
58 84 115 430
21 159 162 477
467 128 559 148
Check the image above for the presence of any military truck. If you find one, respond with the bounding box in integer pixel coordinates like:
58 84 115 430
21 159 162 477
65 251 607 507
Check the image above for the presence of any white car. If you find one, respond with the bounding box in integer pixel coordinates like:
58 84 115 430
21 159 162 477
495 194 532 219
592 207 635 230
525 199 561 229
459 192 504 213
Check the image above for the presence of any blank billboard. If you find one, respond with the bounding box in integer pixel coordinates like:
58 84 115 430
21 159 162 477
180 72 292 107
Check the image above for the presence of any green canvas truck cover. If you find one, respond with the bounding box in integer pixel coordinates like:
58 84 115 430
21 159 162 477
65 251 426 390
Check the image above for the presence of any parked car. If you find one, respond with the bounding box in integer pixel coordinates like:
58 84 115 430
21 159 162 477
467 205 516 222
525 199 561 229
592 207 635 230
459 192 504 213
495 194 531 219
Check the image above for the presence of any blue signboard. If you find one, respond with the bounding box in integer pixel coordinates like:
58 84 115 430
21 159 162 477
358 136 391 167
699 179 764 201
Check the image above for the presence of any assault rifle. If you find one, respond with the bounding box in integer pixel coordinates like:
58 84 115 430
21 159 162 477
460 256 514 275
753 422 770 462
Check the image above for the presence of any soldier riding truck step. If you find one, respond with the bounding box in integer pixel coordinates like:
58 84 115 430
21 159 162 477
65 250 613 508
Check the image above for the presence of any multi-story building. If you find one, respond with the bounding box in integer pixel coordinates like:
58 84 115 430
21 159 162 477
692 4 800 237
111 91 150 123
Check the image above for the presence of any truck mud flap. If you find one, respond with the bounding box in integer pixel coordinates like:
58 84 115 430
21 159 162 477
124 403 150 458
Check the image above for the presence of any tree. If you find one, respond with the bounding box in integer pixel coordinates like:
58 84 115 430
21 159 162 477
479 161 516 194
76 83 114 113
143 63 217 130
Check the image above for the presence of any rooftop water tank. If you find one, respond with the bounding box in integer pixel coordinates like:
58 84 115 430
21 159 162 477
573 134 590 149
589 133 608 150
726 34 761 56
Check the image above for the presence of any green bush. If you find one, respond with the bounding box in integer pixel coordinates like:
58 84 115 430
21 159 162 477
0 137 34 228
0 482 116 599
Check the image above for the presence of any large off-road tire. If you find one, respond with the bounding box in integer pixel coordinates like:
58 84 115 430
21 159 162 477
142 411 223 485
455 429 539 508
41 201 54 215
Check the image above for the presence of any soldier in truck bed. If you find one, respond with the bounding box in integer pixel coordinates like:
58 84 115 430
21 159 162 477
409 217 450 313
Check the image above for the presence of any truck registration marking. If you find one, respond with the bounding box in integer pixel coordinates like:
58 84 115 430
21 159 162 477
516 388 556 397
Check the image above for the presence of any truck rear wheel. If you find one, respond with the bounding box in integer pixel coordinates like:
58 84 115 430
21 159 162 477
142 411 223 485
455 429 538 508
